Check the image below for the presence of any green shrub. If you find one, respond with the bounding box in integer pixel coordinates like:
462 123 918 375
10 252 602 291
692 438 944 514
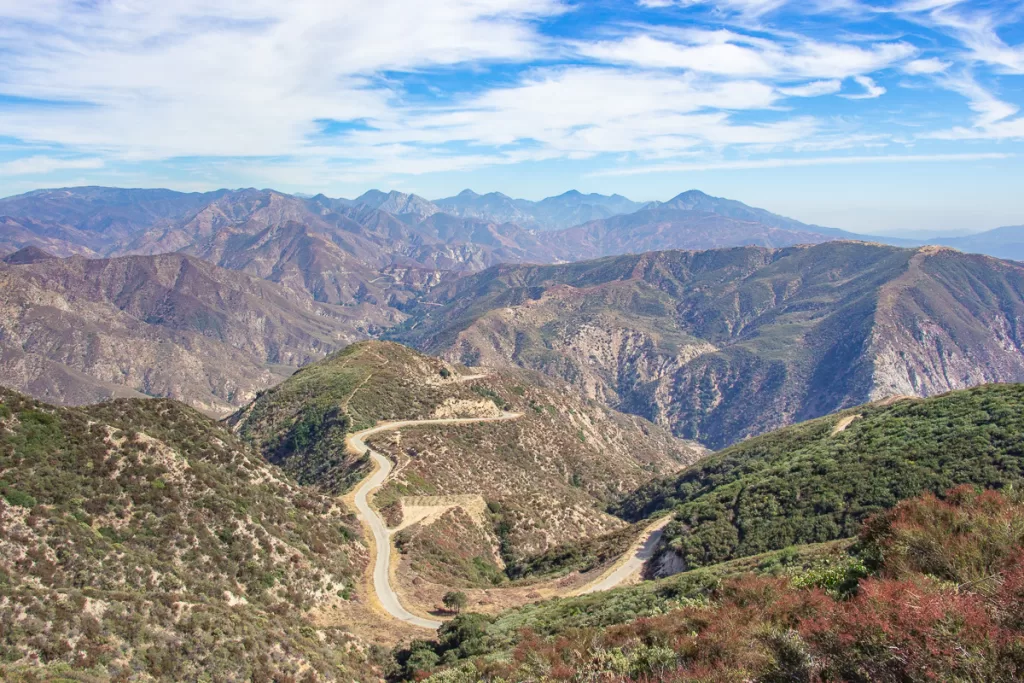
2 487 36 509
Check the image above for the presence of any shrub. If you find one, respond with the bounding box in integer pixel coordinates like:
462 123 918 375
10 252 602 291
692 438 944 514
415 487 1024 682
1 486 36 509
859 485 1024 587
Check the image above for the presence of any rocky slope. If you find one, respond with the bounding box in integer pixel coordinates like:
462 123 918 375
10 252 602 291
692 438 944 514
0 388 380 682
393 242 1024 448
230 341 705 588
0 250 376 414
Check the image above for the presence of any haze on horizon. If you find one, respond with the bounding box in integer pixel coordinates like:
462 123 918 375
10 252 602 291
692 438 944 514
0 0 1022 234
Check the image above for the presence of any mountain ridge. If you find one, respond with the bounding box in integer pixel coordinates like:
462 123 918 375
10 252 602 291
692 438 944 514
391 241 1024 448
0 250 376 414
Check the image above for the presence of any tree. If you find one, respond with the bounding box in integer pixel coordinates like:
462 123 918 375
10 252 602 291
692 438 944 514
442 591 468 614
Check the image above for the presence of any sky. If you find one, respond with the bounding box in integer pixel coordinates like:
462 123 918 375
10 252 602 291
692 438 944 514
0 0 1022 234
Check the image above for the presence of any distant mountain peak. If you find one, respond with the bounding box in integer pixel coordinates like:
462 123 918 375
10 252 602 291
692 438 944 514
3 246 57 265
456 189 480 198
667 189 714 203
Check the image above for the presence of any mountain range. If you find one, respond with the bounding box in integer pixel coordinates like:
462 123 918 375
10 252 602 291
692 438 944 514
0 248 374 413
392 241 1024 448
2 184 1024 437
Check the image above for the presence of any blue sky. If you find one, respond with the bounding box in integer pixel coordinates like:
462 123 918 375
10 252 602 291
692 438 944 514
0 0 1022 234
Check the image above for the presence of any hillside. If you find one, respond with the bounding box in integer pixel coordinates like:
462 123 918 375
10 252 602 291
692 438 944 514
616 383 1024 577
0 251 376 415
401 486 1024 682
231 341 704 592
393 242 1024 448
0 388 382 682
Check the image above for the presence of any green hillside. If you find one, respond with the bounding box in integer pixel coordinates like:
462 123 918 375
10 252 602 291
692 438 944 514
615 383 1024 574
230 340 473 492
406 487 1024 682
0 388 378 682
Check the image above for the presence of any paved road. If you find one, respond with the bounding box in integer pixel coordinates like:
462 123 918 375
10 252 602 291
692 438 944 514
348 398 672 627
577 517 672 595
349 413 521 630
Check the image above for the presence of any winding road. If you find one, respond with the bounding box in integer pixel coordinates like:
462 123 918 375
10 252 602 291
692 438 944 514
347 401 673 629
349 413 521 629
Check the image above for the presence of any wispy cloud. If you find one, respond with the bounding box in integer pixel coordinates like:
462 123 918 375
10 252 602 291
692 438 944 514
591 152 1013 176
0 156 104 176
903 57 952 74
0 0 566 159
0 0 1021 187
842 75 887 99
636 0 790 17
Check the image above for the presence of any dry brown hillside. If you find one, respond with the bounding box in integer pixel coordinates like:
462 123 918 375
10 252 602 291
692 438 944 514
231 341 705 591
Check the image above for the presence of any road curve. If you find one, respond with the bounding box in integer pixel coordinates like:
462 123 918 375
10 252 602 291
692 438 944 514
349 413 521 630
576 516 672 595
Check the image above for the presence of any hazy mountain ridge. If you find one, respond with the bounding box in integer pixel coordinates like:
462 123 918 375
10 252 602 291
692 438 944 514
0 249 376 414
435 188 645 231
929 224 1024 262
3 185 1020 270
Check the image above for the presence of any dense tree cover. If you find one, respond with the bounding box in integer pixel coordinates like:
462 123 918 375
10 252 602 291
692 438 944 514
615 384 1024 571
403 487 1024 682
0 388 379 682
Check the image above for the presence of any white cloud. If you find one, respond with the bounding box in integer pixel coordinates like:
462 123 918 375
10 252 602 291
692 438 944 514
0 156 104 176
924 74 1023 141
0 0 1018 183
636 0 790 16
591 152 1013 176
339 67 814 162
0 0 566 159
780 79 843 97
903 57 952 74
576 31 917 80
894 0 1024 74
842 75 887 99
943 74 1018 126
